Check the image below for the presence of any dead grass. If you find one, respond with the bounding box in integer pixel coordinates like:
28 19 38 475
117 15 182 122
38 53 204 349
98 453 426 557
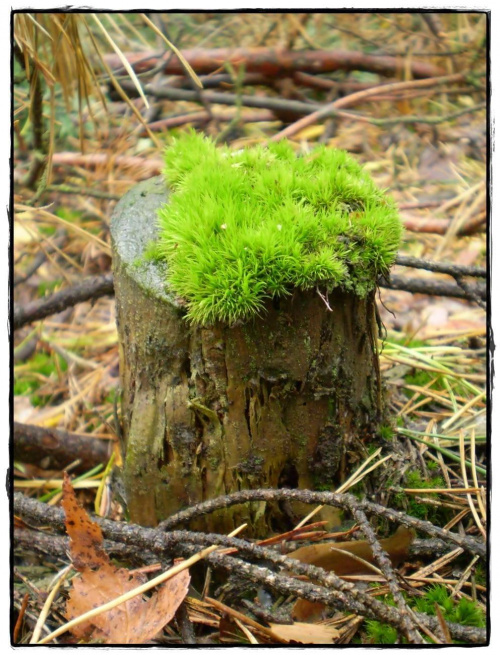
13 11 487 645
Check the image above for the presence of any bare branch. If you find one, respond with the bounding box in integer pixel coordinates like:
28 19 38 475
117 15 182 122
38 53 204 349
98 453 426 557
13 273 114 330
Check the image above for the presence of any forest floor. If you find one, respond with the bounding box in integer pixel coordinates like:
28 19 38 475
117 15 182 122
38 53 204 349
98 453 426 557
12 12 488 645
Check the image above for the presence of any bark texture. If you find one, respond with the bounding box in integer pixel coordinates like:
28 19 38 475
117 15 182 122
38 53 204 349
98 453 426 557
111 177 383 532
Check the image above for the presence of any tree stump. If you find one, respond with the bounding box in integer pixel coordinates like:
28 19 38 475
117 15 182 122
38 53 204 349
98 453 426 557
111 176 384 532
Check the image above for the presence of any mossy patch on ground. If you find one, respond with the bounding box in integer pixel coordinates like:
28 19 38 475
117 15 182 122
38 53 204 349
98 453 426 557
156 131 402 326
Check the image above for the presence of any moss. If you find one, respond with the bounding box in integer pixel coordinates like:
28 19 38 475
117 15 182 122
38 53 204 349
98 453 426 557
394 470 451 524
363 585 485 644
414 584 485 628
403 369 447 399
365 620 399 644
156 131 402 326
378 423 394 441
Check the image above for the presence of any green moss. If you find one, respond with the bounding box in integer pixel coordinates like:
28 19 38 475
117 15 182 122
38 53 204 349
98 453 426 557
403 369 446 399
365 620 399 644
378 424 394 440
157 131 402 326
414 584 485 628
394 470 450 523
362 585 485 644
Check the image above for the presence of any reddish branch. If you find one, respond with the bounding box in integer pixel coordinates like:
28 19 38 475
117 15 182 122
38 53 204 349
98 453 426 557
51 153 163 178
271 73 467 141
104 48 444 80
13 422 113 473
402 211 486 236
138 109 276 136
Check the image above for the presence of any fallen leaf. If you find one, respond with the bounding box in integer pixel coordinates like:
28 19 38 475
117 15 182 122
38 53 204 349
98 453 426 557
61 473 190 644
288 525 414 574
62 473 108 571
291 598 328 623
269 622 340 644
288 526 414 623
65 565 190 644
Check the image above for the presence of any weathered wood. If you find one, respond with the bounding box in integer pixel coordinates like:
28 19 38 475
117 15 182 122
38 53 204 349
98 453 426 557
111 177 383 532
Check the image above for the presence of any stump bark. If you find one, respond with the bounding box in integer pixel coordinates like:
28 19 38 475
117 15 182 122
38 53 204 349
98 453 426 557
111 177 383 532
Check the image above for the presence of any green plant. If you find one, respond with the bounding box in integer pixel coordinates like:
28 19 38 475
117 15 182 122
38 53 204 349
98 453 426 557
378 423 394 440
156 131 402 326
414 585 485 628
14 352 67 404
403 369 446 399
393 470 447 522
365 620 399 644
37 279 63 298
363 584 484 644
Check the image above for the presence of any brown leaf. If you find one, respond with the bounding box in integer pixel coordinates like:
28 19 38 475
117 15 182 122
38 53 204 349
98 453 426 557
269 622 340 644
288 526 415 623
66 564 190 644
61 472 108 571
291 598 328 623
65 563 147 641
61 474 190 644
288 525 414 575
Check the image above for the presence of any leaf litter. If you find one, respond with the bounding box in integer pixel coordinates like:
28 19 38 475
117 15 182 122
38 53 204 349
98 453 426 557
60 473 190 644
13 12 487 645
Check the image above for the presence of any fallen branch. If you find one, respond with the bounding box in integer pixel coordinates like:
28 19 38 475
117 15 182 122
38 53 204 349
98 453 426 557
13 422 113 473
402 212 486 236
13 272 114 331
381 274 486 304
271 74 480 140
14 528 157 568
119 81 325 118
104 47 444 80
155 488 486 558
13 257 487 332
394 256 488 310
394 256 486 279
13 493 487 644
51 152 163 178
119 80 484 130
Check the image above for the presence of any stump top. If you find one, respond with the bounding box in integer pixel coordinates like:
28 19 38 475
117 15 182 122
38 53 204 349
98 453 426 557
110 176 181 307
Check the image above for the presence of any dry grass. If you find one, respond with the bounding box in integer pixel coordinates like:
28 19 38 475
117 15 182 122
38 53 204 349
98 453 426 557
13 12 487 645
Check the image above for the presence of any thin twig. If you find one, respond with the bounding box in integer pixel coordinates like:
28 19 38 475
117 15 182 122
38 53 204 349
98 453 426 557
271 74 477 140
13 494 487 644
13 273 114 330
380 274 486 304
394 256 486 279
343 497 423 644
14 229 67 287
